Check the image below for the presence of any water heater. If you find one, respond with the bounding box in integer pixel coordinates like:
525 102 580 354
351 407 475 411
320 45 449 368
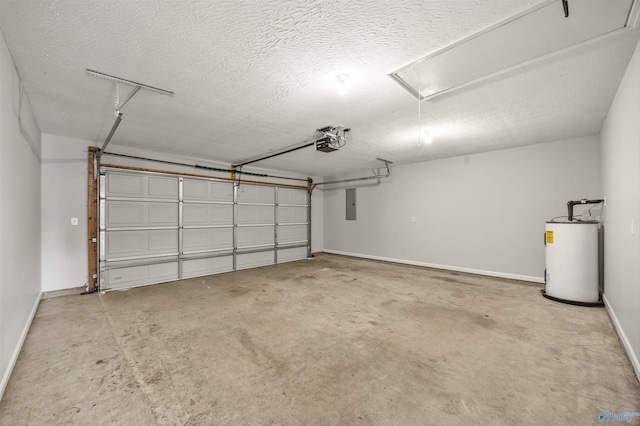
543 221 601 306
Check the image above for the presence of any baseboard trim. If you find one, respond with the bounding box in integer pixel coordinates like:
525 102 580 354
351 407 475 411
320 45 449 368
0 291 42 401
603 294 640 382
322 250 544 283
42 286 85 299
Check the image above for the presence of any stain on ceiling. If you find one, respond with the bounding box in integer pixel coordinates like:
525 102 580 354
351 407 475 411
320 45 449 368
0 0 638 177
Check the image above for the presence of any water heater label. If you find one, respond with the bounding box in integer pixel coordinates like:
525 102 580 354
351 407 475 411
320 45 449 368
546 230 554 244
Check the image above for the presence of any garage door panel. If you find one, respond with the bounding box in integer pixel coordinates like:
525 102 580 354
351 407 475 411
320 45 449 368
237 205 274 224
106 172 178 199
183 205 207 224
183 230 206 251
149 231 179 252
278 247 308 263
106 203 144 227
100 170 309 290
183 179 208 200
106 230 178 260
105 265 142 287
237 185 274 204
182 256 233 279
278 224 308 244
236 251 275 270
237 226 275 248
106 232 144 257
183 228 233 253
183 179 233 202
105 201 178 228
277 188 307 205
148 176 179 198
183 204 233 226
105 262 179 290
277 206 307 224
149 204 178 224
106 173 143 197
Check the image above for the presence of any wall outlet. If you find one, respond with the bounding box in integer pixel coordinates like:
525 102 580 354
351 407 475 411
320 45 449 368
71 217 78 226
411 217 416 223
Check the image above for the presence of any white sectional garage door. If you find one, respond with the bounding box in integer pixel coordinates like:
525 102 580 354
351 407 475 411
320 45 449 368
99 169 310 290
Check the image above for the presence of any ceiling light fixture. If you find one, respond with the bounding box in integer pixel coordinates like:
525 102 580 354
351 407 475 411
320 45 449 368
336 74 350 96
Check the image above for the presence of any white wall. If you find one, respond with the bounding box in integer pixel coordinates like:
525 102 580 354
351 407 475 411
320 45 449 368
323 135 601 282
40 134 324 292
0 30 42 399
600 38 640 378
41 135 95 291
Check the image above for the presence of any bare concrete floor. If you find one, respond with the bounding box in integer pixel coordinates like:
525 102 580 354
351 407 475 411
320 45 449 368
1 253 639 425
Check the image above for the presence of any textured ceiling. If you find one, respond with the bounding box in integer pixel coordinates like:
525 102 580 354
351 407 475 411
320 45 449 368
0 0 638 177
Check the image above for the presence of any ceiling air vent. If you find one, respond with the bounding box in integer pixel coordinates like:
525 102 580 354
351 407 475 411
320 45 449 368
390 0 637 101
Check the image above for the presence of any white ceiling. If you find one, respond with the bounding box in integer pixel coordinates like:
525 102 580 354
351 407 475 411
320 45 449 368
1 0 638 177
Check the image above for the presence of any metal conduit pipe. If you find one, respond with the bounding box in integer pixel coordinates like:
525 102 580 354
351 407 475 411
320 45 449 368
312 158 392 192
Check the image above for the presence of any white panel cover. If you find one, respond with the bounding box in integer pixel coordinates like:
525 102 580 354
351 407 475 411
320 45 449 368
183 228 233 253
182 256 233 279
104 262 179 290
392 0 634 100
236 251 275 270
237 185 274 204
277 224 308 244
237 226 275 248
183 178 233 202
237 205 275 225
183 203 233 226
105 229 178 260
106 172 178 199
105 201 178 228
278 247 308 263
277 187 308 205
277 206 307 224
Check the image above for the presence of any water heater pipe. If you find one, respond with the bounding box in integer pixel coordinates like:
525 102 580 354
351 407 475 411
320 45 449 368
567 199 604 221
